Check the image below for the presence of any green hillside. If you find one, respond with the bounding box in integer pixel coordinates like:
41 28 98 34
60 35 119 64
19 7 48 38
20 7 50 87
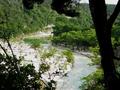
0 0 120 48
0 0 58 38
0 0 92 38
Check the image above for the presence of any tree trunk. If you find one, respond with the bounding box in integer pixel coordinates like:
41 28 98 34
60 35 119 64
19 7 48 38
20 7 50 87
89 0 119 89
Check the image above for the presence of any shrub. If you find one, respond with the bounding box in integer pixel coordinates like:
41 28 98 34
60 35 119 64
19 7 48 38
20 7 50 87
40 48 57 60
24 38 48 48
52 28 97 49
39 63 50 73
0 53 41 90
89 46 100 65
53 18 80 36
62 49 74 64
80 69 105 90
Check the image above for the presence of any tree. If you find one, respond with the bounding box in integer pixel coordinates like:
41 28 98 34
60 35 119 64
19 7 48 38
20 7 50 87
23 0 120 89
89 0 120 89
51 0 120 89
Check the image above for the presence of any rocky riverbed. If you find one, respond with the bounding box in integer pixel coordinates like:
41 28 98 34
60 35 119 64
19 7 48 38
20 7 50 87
0 25 97 90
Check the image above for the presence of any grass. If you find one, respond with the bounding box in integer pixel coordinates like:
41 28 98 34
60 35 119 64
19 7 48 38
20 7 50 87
62 49 74 64
23 38 49 48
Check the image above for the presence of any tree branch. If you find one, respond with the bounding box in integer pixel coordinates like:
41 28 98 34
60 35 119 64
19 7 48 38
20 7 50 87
107 0 120 27
0 44 9 58
5 38 16 59
113 55 120 60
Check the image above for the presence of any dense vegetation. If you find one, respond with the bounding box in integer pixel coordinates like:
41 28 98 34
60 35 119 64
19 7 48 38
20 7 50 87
52 24 96 50
0 53 41 89
0 0 120 47
80 69 105 90
0 0 58 38
24 38 49 48
1 0 120 90
52 4 120 51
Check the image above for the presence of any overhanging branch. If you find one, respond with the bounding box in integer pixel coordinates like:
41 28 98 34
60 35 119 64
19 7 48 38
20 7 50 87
107 0 120 27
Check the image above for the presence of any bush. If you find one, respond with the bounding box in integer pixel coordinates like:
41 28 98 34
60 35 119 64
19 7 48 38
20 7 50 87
89 46 100 65
80 69 105 90
52 28 97 49
40 48 57 60
62 49 74 64
0 53 41 90
53 17 80 36
24 38 48 48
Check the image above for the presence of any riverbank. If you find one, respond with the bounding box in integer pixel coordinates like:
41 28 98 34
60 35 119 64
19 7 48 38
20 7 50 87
0 27 97 90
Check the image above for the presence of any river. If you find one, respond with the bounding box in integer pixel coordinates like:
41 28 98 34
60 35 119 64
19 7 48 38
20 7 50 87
56 52 96 90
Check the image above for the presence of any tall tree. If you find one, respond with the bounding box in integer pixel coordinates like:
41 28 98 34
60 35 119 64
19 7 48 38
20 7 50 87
51 0 120 89
89 0 120 89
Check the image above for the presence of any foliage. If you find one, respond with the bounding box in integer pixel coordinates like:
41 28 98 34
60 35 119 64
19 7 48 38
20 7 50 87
40 47 57 60
62 49 74 64
112 25 120 48
0 39 59 90
77 4 93 29
24 38 48 48
80 69 105 90
53 18 80 36
52 27 97 50
39 63 50 73
89 46 100 65
38 47 74 89
0 0 58 38
49 0 80 17
2 0 120 89
1 0 119 40
0 53 41 90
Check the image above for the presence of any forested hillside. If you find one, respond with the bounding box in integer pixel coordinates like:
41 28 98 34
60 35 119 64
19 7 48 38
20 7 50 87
0 0 92 37
0 0 58 37
0 0 119 38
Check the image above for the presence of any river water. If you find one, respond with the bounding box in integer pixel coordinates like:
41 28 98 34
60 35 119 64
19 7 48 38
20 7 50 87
56 53 96 90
